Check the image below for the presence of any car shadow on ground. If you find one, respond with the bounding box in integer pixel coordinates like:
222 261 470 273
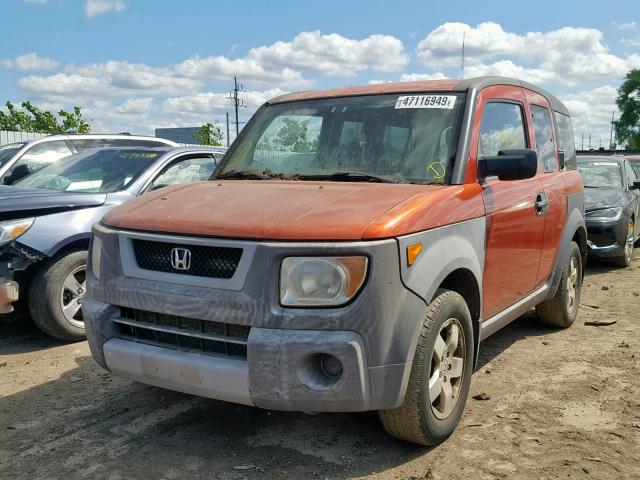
0 316 68 354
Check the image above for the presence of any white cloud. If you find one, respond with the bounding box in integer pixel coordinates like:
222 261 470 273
561 86 618 148
247 31 408 76
84 0 125 17
1 52 59 72
416 22 640 86
612 21 637 31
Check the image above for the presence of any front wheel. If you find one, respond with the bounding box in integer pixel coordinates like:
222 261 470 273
611 221 634 268
28 250 87 342
378 289 474 445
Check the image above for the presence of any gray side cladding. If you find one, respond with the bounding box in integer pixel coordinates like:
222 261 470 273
397 216 486 312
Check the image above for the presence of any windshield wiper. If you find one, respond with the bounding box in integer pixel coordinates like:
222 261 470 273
216 170 273 180
296 171 396 183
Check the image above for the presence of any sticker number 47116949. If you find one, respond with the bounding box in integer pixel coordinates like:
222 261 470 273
395 95 456 109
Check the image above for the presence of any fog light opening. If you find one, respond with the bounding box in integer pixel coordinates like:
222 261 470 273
320 354 343 379
296 353 344 389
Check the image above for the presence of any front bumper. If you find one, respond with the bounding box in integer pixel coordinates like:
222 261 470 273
84 224 427 412
585 218 628 258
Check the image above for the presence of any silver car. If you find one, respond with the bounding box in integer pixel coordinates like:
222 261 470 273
0 146 225 340
0 134 178 185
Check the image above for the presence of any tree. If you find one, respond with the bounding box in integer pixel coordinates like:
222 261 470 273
0 101 91 134
194 122 223 146
273 118 318 152
614 69 640 149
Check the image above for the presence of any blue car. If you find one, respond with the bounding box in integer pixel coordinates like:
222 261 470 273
0 146 225 340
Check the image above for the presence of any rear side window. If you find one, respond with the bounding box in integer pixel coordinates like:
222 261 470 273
553 112 577 171
478 102 527 157
531 105 556 172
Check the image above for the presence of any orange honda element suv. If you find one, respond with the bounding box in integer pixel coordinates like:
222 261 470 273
85 77 586 445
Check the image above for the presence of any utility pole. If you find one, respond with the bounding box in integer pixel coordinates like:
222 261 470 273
225 112 230 147
609 110 615 150
589 133 592 151
581 132 584 150
460 31 466 79
228 77 246 137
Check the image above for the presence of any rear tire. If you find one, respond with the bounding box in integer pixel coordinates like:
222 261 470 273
378 289 474 445
29 250 87 342
536 241 582 328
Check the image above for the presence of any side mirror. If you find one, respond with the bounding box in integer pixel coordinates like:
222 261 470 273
631 180 640 191
4 164 32 185
478 149 538 181
558 150 565 170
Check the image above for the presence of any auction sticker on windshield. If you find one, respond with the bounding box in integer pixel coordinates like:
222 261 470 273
395 95 456 109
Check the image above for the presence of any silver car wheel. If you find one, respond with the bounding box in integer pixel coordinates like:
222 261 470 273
60 265 86 328
429 318 465 420
566 256 578 313
624 223 634 264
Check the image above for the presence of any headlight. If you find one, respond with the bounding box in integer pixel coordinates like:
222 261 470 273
585 207 622 221
0 218 35 246
90 235 103 280
280 256 368 307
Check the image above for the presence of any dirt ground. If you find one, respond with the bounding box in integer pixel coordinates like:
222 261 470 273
1 256 639 480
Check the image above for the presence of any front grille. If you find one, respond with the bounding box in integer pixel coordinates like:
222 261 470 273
132 239 242 279
114 307 250 358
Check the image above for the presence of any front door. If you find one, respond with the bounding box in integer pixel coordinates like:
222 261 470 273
477 86 545 319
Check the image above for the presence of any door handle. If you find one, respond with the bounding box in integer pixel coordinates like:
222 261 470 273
535 192 549 216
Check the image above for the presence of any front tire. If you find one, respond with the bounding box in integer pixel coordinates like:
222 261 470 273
536 241 582 328
28 250 87 342
611 221 634 268
378 289 474 445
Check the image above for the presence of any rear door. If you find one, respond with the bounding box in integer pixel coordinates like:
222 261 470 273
524 90 568 285
477 86 545 319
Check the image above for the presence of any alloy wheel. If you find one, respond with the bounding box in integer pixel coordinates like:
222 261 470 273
429 318 465 419
60 265 86 328
624 223 634 264
566 256 578 313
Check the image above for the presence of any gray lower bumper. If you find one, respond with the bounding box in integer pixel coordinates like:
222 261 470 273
104 338 252 406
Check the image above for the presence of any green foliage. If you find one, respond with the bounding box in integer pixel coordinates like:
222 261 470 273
194 123 223 146
614 69 640 149
0 101 91 134
273 118 318 152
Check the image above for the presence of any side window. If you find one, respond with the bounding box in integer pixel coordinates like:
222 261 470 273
624 162 637 187
553 112 577 171
531 105 556 172
11 141 72 174
478 102 527 157
148 155 217 192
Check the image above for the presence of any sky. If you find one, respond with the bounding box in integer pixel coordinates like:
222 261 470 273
2 0 639 147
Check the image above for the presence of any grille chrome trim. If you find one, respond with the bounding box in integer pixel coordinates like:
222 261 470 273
112 317 249 345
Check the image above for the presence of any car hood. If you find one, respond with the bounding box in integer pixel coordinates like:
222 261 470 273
102 180 483 241
0 186 107 220
584 188 623 212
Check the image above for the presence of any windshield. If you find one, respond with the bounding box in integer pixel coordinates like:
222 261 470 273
14 148 162 193
578 160 622 188
0 143 25 167
219 93 466 184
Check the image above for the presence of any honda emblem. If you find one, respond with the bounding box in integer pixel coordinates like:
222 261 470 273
171 247 191 271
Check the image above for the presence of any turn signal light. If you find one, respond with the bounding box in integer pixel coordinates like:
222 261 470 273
407 242 423 267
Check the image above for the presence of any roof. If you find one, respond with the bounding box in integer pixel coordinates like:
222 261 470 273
269 76 569 116
20 134 178 147
577 155 625 163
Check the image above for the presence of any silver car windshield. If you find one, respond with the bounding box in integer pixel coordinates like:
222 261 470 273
14 149 162 193
219 93 466 184
578 161 622 189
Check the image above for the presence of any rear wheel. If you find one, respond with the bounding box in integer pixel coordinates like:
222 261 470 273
536 241 582 328
611 221 634 268
378 289 474 445
29 251 87 341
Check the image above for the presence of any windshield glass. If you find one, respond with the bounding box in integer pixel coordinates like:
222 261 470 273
219 93 466 184
578 160 622 188
0 143 25 167
14 148 162 193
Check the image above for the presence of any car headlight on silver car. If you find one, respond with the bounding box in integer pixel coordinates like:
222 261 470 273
585 207 622 221
0 218 35 246
280 256 368 307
